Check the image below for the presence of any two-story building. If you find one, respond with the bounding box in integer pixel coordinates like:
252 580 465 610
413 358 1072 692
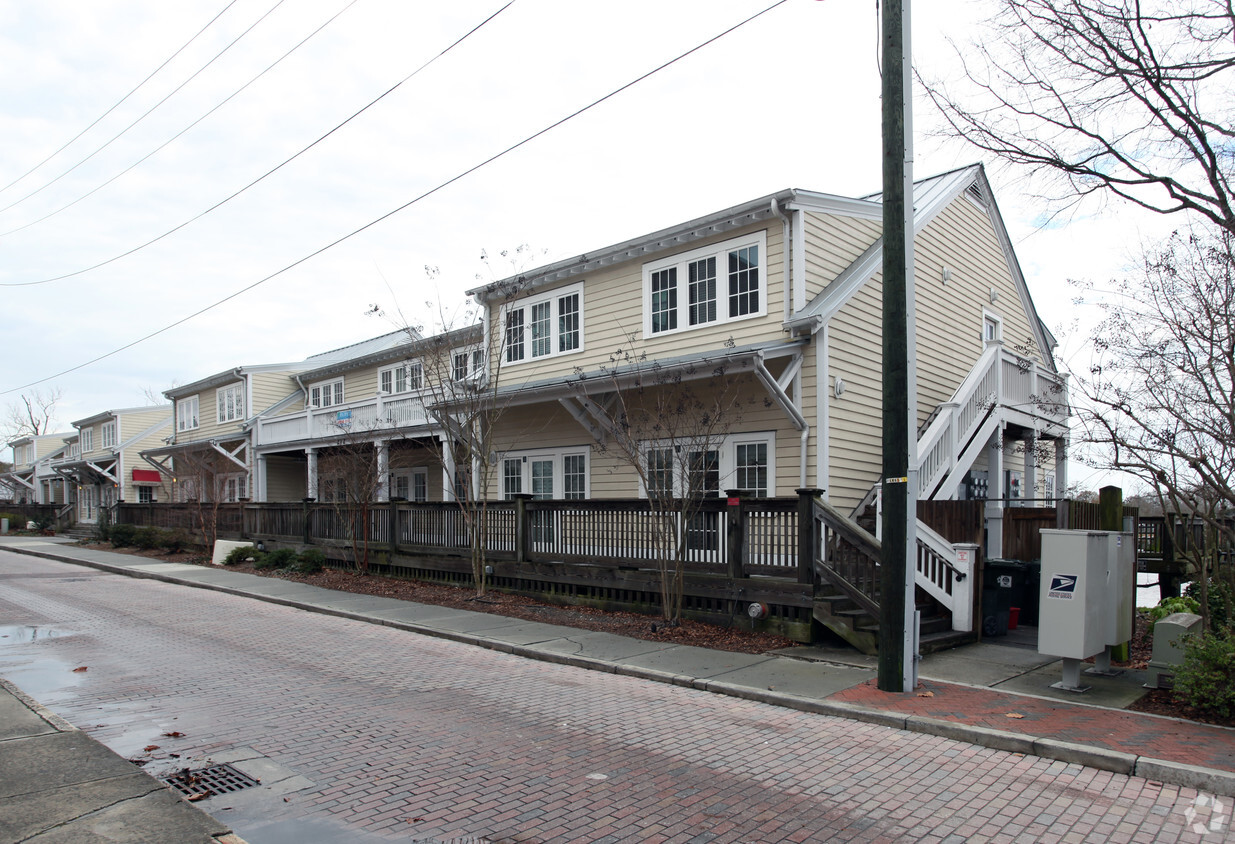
464 164 1068 539
52 407 173 524
2 432 73 505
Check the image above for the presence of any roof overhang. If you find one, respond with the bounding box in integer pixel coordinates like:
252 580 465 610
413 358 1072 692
296 325 482 383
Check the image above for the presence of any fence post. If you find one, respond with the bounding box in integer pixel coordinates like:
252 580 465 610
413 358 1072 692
796 488 823 585
951 543 979 633
725 489 745 579
513 494 532 563
389 498 400 553
302 498 314 545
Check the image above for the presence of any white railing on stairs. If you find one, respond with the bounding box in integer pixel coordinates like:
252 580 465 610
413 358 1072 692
915 341 1067 500
915 522 977 632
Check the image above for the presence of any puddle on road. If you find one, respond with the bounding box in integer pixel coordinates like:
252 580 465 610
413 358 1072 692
0 625 68 644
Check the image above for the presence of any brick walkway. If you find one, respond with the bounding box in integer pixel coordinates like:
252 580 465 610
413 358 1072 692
833 679 1235 776
0 551 1227 843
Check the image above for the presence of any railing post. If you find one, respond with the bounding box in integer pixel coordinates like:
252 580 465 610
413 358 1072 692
725 489 745 579
796 488 823 585
389 497 400 553
513 494 532 563
951 543 978 633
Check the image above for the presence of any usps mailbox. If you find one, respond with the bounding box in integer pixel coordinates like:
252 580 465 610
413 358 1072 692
1038 529 1134 691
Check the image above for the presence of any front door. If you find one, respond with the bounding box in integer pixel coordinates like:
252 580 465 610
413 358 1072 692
80 485 98 524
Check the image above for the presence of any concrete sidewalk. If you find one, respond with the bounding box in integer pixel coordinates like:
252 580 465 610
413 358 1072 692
0 675 244 844
4 535 1234 804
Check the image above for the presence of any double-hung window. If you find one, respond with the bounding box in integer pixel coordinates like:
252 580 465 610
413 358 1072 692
644 232 766 337
80 427 94 453
177 396 199 432
503 283 583 363
452 348 484 382
100 421 116 449
309 379 344 408
217 383 245 424
380 362 421 394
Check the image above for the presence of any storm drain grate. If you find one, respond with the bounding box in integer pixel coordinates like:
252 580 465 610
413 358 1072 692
162 763 260 800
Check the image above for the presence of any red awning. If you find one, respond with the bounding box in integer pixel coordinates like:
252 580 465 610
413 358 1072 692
132 469 162 484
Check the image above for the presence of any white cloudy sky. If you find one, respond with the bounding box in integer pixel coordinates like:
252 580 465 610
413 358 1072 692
1 0 1175 487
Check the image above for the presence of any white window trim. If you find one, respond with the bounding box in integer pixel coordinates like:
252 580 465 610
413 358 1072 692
498 445 591 499
379 361 423 395
391 466 430 502
217 382 245 424
80 427 94 453
309 378 345 408
100 421 116 450
643 231 768 339
983 308 1003 346
500 282 584 365
452 346 485 382
639 431 776 498
177 396 200 432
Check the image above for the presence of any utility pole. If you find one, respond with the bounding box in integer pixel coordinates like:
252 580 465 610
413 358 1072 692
878 0 918 692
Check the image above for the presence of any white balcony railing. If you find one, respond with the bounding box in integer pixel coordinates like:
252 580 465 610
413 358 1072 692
254 394 431 446
915 341 1069 500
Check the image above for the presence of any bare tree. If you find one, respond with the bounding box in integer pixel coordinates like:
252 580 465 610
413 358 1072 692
3 388 62 439
569 338 758 625
1075 224 1235 622
172 449 245 551
315 423 388 573
921 0 1235 234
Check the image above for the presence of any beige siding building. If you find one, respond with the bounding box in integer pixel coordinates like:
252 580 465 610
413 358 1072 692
466 165 1068 525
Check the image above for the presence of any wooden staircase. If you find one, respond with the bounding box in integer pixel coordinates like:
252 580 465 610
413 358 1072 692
808 497 976 655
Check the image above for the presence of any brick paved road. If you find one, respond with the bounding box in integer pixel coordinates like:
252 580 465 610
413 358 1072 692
0 552 1225 843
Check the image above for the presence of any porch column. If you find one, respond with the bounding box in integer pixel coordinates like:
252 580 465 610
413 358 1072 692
255 453 267 502
441 435 456 502
985 424 1005 559
1023 431 1038 506
306 448 318 501
376 440 390 502
1054 437 1068 500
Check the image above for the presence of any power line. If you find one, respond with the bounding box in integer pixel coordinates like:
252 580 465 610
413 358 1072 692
3 0 516 288
2 0 791 395
0 0 363 239
0 0 290 216
0 0 241 197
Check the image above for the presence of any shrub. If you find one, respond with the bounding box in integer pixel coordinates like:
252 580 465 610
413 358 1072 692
1147 595 1202 632
255 547 298 570
293 548 326 574
222 546 256 566
95 522 110 543
32 513 54 532
109 523 137 548
161 530 191 554
132 526 164 550
1185 578 1234 632
1173 630 1235 718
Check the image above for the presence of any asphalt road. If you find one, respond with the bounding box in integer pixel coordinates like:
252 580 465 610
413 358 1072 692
0 551 1220 843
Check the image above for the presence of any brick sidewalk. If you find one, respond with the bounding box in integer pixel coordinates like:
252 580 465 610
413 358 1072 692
832 678 1235 775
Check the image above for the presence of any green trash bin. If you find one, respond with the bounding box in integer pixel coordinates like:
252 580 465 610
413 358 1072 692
1022 559 1041 626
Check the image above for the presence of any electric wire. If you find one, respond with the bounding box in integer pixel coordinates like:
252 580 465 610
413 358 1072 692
0 0 241 197
2 0 791 394
3 0 516 287
0 0 363 239
0 0 289 216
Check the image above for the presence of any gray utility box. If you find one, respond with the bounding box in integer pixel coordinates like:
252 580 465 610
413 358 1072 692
1146 612 1203 689
1038 530 1135 660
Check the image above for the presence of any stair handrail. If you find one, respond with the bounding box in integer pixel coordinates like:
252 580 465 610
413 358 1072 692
913 520 973 628
811 497 881 617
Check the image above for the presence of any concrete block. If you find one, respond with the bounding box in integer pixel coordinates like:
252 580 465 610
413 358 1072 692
211 540 254 566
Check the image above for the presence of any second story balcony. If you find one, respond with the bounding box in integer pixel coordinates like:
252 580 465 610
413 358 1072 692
253 393 432 448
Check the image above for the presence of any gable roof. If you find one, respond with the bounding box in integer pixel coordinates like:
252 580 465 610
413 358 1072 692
785 164 1057 370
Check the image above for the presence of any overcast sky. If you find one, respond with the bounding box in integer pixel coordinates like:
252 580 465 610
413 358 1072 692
1 0 1175 487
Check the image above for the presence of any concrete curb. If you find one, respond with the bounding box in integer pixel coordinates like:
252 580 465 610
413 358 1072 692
7 543 1235 798
0 675 76 732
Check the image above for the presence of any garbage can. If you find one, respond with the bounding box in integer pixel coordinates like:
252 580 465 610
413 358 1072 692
984 559 1027 635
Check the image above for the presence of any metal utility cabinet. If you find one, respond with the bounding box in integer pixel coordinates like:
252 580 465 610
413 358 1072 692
1038 530 1135 692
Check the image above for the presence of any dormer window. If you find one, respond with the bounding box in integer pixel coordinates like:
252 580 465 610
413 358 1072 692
309 379 344 408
